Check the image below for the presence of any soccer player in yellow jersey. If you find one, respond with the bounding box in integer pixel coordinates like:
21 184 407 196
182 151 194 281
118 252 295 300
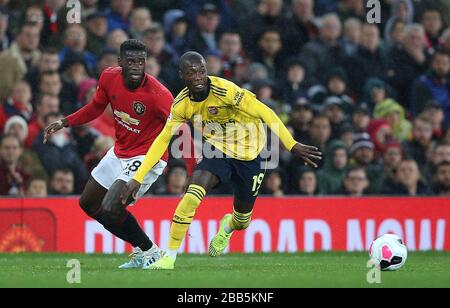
120 52 322 269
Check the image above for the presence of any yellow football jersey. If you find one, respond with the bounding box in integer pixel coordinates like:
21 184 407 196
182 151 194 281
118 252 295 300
134 76 297 183
170 76 267 161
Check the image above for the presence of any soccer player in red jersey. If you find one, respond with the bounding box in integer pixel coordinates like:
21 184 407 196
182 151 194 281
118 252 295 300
44 39 177 269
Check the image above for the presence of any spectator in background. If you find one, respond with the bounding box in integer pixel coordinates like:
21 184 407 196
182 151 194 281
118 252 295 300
337 0 366 22
284 0 319 56
384 17 406 49
410 49 450 125
351 104 371 133
25 48 60 95
96 48 118 76
26 177 48 197
85 11 108 56
322 67 353 113
77 78 97 107
339 167 369 197
106 28 129 53
241 62 269 90
129 7 152 40
252 27 284 80
106 0 133 33
317 140 348 195
322 97 348 140
204 48 223 76
164 9 190 57
219 31 249 84
386 24 427 108
48 168 74 195
37 70 62 102
32 112 88 194
286 98 314 140
59 55 91 115
188 3 221 54
0 80 33 132
373 98 412 142
145 54 166 83
420 7 444 53
300 114 331 155
384 159 430 196
142 23 180 92
345 23 386 97
278 58 308 107
161 164 188 196
4 115 47 179
59 24 97 73
420 102 445 140
402 115 434 168
25 93 59 148
338 121 354 149
432 161 450 196
380 140 403 193
0 7 10 52
0 134 30 196
244 0 286 54
342 18 362 57
361 77 395 113
349 132 384 192
300 13 344 83
384 0 414 44
261 168 284 197
443 126 450 146
291 167 319 196
42 0 65 45
24 4 44 33
0 21 41 100
423 143 450 182
367 119 393 158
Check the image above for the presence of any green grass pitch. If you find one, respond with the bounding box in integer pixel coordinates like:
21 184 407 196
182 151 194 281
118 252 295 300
0 252 449 288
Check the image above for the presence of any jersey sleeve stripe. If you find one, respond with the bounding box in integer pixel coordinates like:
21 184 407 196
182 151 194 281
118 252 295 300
173 93 189 106
211 90 227 97
211 85 227 94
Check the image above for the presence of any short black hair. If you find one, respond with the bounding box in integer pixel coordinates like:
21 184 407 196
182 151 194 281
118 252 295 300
179 51 205 69
119 39 147 57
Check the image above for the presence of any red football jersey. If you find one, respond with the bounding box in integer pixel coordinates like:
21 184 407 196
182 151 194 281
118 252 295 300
66 67 173 159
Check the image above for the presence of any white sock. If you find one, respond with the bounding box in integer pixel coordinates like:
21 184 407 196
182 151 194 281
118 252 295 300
165 249 177 260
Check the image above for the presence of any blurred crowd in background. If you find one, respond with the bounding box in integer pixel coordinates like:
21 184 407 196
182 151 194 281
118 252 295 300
0 0 450 198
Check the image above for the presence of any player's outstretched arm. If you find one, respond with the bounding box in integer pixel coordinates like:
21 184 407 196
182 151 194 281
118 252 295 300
43 118 68 144
241 97 322 167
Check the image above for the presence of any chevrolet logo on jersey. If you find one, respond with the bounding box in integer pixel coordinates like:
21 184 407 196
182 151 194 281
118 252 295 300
114 110 140 126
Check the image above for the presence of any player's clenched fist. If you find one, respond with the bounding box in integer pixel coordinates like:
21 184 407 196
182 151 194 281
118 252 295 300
120 179 141 205
43 118 68 144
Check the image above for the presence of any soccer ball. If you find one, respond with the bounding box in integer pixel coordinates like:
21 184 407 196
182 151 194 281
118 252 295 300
369 233 408 271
